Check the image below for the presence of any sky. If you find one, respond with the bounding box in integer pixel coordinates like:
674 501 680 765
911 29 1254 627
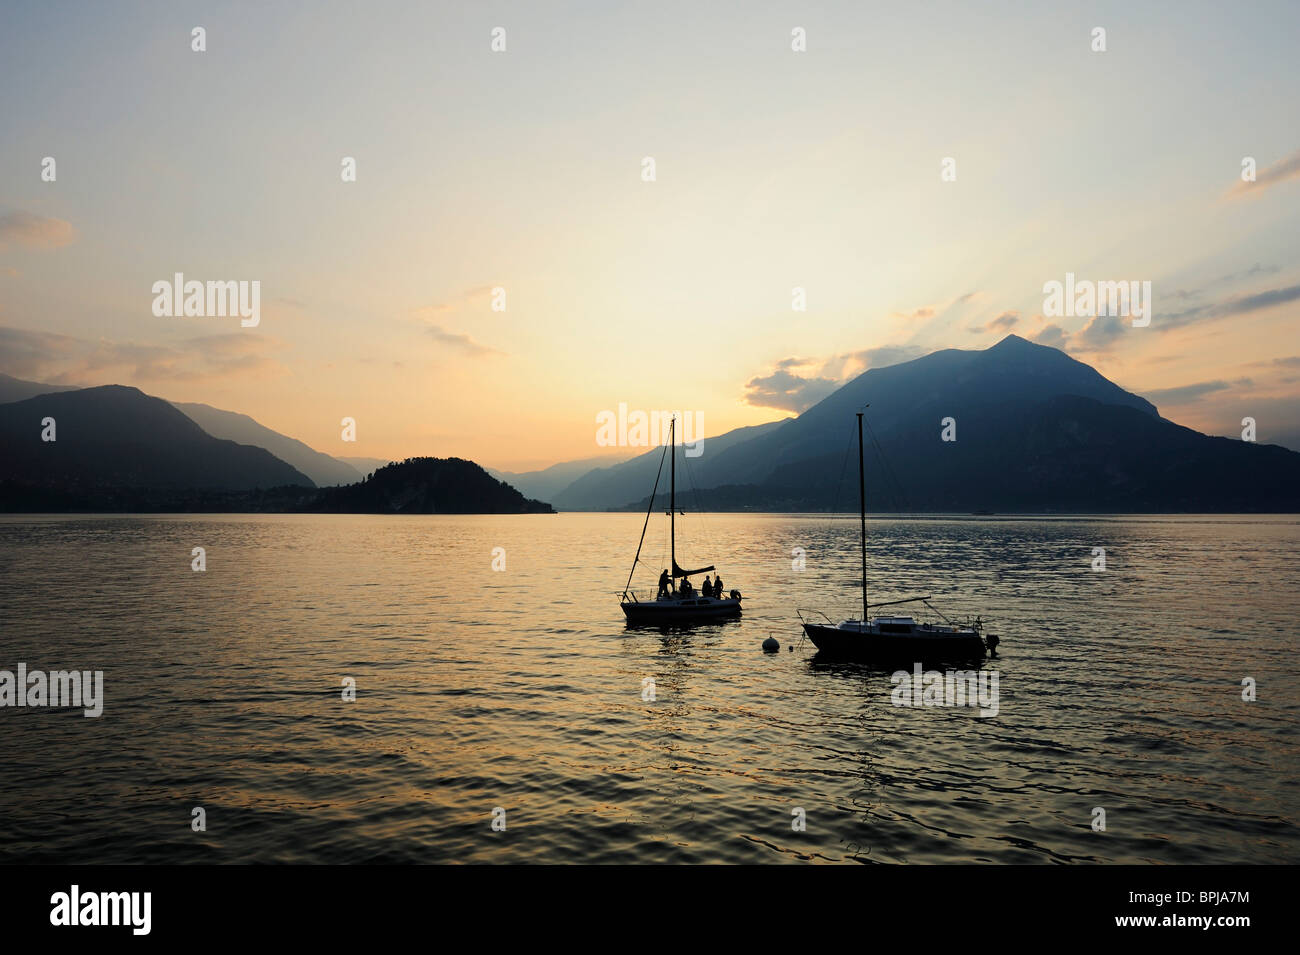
2 0 1298 470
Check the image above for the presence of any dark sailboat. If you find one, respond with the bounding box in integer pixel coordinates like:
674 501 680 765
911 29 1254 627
798 410 992 661
620 417 742 624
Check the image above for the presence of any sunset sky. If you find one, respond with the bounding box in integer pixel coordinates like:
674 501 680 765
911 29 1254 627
2 0 1298 470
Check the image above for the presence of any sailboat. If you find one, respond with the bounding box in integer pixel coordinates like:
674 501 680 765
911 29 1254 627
798 410 992 661
620 417 742 624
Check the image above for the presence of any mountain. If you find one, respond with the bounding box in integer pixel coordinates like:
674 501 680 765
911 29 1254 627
488 453 630 503
336 456 393 478
0 372 79 403
548 419 789 510
606 335 1300 512
1 375 364 487
170 401 362 486
0 385 314 493
693 334 1160 492
0 384 552 514
308 457 554 513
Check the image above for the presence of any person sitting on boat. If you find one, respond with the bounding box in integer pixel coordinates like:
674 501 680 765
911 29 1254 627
657 569 670 599
714 573 724 598
680 577 694 598
702 575 714 598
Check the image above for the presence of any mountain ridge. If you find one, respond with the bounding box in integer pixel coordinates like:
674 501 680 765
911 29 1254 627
169 400 362 487
579 335 1300 512
0 385 315 491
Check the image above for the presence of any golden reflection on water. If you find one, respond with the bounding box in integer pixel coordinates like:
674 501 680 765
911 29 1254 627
1 513 1297 863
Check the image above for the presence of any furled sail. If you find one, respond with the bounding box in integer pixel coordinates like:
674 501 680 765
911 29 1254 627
672 560 714 579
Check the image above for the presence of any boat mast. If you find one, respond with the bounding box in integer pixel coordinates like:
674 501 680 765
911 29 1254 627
858 410 867 624
670 415 676 578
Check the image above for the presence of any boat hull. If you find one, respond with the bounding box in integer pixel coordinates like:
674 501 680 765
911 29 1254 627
622 596 741 624
802 623 986 663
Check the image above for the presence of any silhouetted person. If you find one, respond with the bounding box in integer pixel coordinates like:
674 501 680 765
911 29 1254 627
680 577 694 598
715 573 724 598
657 569 670 599
702 575 714 598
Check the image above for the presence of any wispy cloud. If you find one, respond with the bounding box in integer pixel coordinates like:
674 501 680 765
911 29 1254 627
0 211 78 249
413 285 498 320
1144 378 1251 406
1217 263 1279 284
426 324 502 357
1161 283 1300 331
1227 148 1300 199
0 324 286 384
971 310 1019 334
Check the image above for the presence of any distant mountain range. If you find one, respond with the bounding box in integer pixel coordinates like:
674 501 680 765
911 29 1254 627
3 335 1297 513
545 419 789 510
336 456 393 478
487 454 631 504
0 372 79 403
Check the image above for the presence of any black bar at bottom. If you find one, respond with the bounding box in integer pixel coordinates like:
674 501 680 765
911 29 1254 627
0 864 1279 942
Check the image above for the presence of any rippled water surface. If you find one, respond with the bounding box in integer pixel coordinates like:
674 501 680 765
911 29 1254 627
1 513 1296 864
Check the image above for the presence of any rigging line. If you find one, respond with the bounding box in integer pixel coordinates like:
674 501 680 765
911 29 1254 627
679 443 715 557
864 415 916 520
829 416 856 516
622 438 670 598
862 428 898 514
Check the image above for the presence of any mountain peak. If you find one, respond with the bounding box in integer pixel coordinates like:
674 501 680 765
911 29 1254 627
988 333 1035 350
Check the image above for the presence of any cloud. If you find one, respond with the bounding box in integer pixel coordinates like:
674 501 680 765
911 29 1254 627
0 211 78 249
426 324 501 357
1162 283 1300 331
744 344 927 412
824 344 927 378
743 365 840 412
1031 324 1068 349
971 310 1019 334
892 306 934 321
1217 263 1279 285
1159 265 1279 316
0 325 80 373
1143 378 1251 406
0 323 286 384
413 303 455 319
1224 284 1300 315
1071 314 1128 351
414 285 499 320
1228 149 1300 198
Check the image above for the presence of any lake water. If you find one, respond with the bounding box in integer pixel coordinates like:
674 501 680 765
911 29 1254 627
0 513 1296 864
